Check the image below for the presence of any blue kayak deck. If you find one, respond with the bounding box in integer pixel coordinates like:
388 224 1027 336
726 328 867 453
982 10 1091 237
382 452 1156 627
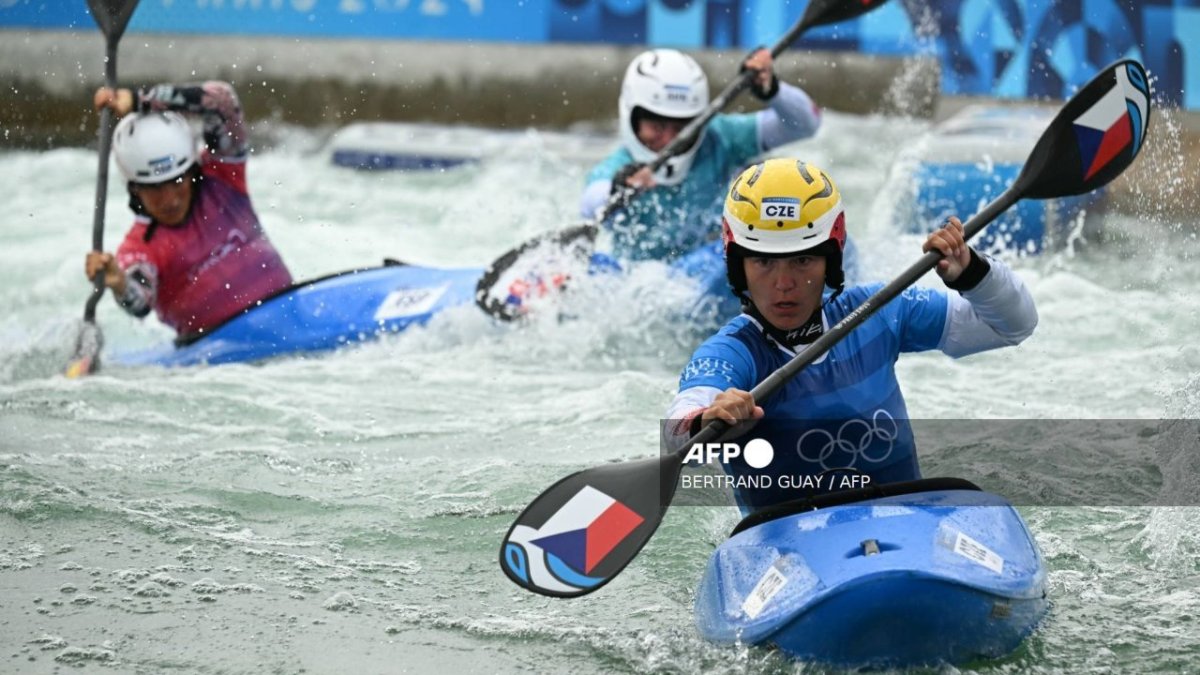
695 488 1047 667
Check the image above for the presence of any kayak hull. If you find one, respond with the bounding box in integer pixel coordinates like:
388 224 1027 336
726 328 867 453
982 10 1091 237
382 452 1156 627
694 489 1047 668
114 264 482 367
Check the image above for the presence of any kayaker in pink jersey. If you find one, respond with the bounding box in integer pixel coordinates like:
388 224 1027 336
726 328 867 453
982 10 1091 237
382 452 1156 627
83 80 292 341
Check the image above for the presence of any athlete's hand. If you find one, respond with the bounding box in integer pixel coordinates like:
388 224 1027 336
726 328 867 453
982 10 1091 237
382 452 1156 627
701 388 764 431
923 216 972 283
93 87 134 116
85 251 127 295
611 162 656 192
742 48 778 100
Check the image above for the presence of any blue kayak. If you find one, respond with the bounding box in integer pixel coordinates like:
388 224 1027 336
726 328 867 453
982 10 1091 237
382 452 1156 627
694 479 1047 668
112 238 855 368
902 105 1101 254
115 263 482 368
111 251 729 368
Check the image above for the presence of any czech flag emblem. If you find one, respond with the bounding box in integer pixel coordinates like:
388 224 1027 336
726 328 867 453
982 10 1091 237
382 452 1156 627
1073 63 1149 182
502 485 645 595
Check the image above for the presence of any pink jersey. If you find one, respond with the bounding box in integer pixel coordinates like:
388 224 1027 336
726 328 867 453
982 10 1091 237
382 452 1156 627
115 157 292 337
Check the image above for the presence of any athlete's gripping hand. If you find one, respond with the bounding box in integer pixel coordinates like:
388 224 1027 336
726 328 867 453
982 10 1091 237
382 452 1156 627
611 162 654 192
701 388 764 436
93 87 134 117
922 216 972 283
85 251 127 295
741 47 779 100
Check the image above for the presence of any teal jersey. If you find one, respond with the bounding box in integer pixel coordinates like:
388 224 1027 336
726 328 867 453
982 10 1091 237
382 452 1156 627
586 113 762 261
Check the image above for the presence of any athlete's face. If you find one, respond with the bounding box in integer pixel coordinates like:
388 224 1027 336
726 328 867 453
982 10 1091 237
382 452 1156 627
134 174 193 226
636 117 689 152
744 254 826 331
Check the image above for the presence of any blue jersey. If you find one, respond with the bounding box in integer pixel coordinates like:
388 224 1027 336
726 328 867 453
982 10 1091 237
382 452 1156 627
676 284 950 511
586 114 761 262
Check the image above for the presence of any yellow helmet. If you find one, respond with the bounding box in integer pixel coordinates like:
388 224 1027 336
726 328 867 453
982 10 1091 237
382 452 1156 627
721 158 847 297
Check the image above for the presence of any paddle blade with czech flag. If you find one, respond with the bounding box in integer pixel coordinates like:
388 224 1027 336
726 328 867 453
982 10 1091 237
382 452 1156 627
1017 60 1151 199
500 454 681 597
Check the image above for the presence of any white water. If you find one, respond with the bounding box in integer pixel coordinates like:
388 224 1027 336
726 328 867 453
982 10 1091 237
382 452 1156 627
2 112 1199 672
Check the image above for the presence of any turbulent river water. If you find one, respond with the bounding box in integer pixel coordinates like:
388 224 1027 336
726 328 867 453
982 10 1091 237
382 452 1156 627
1 111 1198 673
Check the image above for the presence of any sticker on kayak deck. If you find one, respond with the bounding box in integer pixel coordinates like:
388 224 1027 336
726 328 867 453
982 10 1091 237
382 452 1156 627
374 284 449 321
953 532 1005 574
742 565 788 619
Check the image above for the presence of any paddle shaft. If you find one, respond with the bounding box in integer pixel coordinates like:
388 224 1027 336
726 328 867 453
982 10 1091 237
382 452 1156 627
679 185 1022 452
84 38 120 323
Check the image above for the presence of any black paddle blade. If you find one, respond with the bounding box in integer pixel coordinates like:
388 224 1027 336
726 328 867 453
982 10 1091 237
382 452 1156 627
475 224 597 321
86 0 140 42
1018 60 1151 200
500 453 683 597
65 319 103 379
797 0 891 33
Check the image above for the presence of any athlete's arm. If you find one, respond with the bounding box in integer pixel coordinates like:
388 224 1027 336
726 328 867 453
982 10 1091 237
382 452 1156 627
137 81 248 159
580 148 636 218
756 82 821 152
664 335 762 449
579 180 611 219
927 219 1038 357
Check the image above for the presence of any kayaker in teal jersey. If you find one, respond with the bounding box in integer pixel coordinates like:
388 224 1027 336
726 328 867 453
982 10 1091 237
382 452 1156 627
665 159 1038 513
580 48 822 262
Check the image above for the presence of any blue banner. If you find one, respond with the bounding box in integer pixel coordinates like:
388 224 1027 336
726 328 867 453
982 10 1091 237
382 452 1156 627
2 0 1196 109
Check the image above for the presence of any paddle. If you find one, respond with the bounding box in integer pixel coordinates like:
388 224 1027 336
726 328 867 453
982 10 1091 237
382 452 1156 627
65 0 141 379
475 0 892 321
499 59 1152 598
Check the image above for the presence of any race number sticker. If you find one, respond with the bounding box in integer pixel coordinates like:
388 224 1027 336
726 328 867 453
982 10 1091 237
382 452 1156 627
953 532 1005 574
741 565 789 619
374 284 449 321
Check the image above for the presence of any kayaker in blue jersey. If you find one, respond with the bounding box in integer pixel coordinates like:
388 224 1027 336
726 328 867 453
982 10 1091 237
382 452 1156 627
580 48 822 262
665 158 1038 513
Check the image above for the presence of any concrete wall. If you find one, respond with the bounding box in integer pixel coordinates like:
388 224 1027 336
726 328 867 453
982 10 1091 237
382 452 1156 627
4 28 1195 222
0 29 938 149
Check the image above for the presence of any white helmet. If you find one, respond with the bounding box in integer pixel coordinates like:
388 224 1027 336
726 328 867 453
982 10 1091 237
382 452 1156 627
618 49 709 186
113 111 197 184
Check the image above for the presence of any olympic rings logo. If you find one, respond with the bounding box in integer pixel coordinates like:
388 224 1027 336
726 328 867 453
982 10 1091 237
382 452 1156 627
795 410 899 470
